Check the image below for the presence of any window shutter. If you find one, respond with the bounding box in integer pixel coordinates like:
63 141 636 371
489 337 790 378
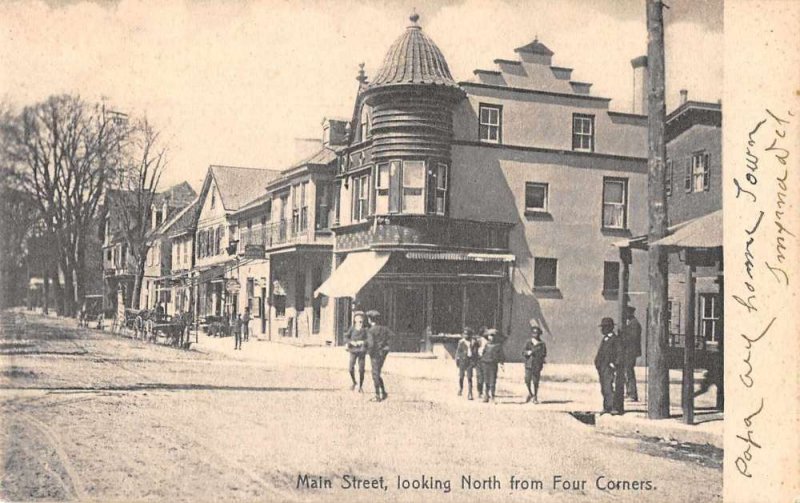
351 177 358 221
703 153 711 191
684 158 692 192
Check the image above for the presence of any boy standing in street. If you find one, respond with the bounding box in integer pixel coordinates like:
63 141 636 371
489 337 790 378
523 320 547 403
242 307 251 342
480 329 505 403
366 310 392 402
455 327 477 400
345 311 368 392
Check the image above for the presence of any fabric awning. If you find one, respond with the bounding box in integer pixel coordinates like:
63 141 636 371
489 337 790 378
650 210 722 248
614 210 722 250
314 251 390 298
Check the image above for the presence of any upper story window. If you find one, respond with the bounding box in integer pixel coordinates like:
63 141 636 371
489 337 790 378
292 182 309 234
603 261 620 296
602 177 628 230
360 106 371 141
402 161 425 214
479 104 502 143
375 163 391 215
572 114 595 152
665 159 673 196
525 182 549 213
210 191 216 209
352 172 371 222
685 152 710 193
433 163 447 215
699 293 721 344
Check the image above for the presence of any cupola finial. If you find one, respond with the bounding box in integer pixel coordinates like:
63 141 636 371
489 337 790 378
409 9 420 25
356 63 368 84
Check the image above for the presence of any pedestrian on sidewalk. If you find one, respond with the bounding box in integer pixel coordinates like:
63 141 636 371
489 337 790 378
621 306 641 401
366 310 392 402
455 327 477 400
480 329 505 403
233 313 243 350
242 307 251 342
475 327 489 398
594 317 623 415
345 311 368 392
523 320 547 404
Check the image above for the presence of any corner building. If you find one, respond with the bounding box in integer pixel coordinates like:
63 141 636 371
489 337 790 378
322 15 650 362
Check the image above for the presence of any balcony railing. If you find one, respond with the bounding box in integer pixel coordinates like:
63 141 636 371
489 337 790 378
238 219 331 253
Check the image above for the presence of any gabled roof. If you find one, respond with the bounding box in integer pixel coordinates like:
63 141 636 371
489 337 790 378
205 165 281 211
153 181 196 208
165 198 201 238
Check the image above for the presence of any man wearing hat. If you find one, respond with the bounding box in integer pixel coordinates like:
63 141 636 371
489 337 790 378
522 320 547 403
366 310 393 402
479 328 505 403
455 327 478 400
345 311 368 391
594 317 623 414
621 306 642 401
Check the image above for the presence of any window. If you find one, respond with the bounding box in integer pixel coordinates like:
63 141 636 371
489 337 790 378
154 209 163 228
525 182 549 212
572 114 595 152
479 104 502 143
360 106 370 141
246 278 255 313
602 178 628 229
316 183 330 230
533 257 558 289
292 183 309 234
352 173 371 221
665 159 673 196
688 152 710 192
603 261 620 295
699 293 721 343
300 182 309 232
433 163 448 215
402 161 425 214
375 163 390 214
211 191 216 209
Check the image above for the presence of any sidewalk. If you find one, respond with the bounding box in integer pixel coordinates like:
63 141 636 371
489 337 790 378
189 330 723 448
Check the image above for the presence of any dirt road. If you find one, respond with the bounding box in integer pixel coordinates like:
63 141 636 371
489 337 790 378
1 312 721 502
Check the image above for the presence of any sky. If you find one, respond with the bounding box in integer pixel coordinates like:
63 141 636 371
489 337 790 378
0 0 723 190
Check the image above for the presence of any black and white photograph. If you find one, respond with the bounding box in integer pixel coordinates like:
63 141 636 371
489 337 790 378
1 1 797 502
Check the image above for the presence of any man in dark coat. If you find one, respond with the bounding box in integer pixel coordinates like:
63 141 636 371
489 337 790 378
366 310 392 402
594 317 623 414
480 329 505 403
621 306 642 401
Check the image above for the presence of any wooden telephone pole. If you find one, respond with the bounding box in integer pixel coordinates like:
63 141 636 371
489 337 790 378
646 0 671 419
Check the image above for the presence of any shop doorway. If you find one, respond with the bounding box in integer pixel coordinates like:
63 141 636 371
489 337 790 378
394 284 426 351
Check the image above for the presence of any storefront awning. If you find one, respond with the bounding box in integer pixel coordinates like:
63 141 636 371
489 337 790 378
650 210 722 248
196 265 226 283
405 251 516 262
314 251 390 298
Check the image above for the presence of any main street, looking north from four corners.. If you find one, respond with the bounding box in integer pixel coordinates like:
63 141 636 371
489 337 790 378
1 312 721 502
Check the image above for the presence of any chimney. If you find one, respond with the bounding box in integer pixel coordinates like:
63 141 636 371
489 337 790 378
631 55 648 115
680 89 688 105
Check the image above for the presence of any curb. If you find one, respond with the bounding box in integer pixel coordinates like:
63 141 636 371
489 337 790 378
595 413 723 449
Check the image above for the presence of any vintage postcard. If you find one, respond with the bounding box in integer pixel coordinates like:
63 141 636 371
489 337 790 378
0 0 797 502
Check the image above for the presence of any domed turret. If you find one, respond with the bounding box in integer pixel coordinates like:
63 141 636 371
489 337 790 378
368 13 460 91
361 13 464 161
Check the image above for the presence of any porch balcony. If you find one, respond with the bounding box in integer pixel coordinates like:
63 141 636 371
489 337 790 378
331 214 514 253
237 219 333 255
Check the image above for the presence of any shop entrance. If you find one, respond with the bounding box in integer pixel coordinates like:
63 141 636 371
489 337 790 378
393 284 426 351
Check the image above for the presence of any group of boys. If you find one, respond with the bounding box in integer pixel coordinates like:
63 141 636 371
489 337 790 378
344 310 392 402
455 320 547 403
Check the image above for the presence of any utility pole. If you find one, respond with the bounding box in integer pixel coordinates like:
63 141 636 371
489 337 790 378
646 0 671 419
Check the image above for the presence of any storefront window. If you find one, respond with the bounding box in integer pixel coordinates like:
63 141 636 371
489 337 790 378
432 283 463 334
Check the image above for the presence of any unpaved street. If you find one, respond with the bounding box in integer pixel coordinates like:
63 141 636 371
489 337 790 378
1 313 721 502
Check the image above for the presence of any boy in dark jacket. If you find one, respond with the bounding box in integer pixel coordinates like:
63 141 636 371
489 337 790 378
366 310 392 402
480 329 505 403
523 321 547 403
455 327 478 400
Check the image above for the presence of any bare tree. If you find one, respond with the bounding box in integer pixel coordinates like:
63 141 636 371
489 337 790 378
1 95 124 315
109 117 167 310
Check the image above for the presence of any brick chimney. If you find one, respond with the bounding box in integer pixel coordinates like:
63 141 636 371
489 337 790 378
322 118 349 147
631 55 648 115
680 89 688 105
